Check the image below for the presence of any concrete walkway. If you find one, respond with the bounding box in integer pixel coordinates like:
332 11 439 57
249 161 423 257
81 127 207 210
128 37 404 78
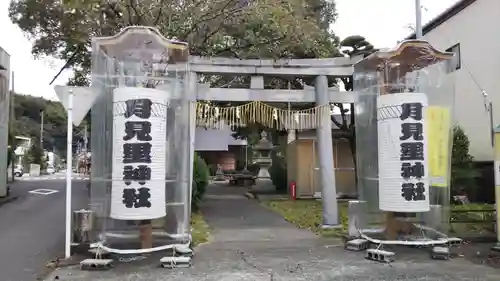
201 182 317 243
44 182 500 280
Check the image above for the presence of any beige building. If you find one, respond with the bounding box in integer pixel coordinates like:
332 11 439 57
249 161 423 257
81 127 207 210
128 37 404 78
407 0 500 161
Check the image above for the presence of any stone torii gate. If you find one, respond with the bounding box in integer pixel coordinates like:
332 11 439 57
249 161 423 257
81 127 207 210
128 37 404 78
55 27 359 229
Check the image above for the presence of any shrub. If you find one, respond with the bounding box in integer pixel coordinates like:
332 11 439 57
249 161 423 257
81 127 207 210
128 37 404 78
450 125 479 198
192 153 210 212
7 147 12 167
269 156 287 193
207 164 217 176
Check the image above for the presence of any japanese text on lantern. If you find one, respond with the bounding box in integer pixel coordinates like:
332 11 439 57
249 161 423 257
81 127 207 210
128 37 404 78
399 102 426 202
121 99 153 209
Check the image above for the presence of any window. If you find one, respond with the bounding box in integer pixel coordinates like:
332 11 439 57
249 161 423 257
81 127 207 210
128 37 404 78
445 43 461 72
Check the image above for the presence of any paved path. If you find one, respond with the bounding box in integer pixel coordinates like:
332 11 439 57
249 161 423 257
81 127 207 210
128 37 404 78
0 179 89 281
43 182 500 280
201 182 317 243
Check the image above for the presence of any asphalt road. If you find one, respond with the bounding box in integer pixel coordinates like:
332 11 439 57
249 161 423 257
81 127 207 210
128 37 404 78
0 178 89 281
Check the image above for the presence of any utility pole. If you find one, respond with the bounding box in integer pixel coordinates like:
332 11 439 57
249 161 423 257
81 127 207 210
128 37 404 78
84 125 88 153
40 110 44 167
10 72 15 182
40 110 44 147
415 0 423 39
414 0 423 92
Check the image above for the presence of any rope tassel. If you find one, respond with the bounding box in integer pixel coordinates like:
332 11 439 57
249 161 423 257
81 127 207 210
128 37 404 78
195 101 329 130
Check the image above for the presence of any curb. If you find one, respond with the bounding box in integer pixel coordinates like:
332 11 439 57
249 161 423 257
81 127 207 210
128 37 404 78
0 195 19 207
244 192 257 200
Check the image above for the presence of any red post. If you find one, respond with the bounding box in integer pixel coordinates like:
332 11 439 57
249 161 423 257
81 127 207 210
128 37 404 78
290 181 297 200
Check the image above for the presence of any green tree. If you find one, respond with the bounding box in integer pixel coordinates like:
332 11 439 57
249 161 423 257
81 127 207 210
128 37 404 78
9 0 338 85
9 1 344 195
450 125 478 197
10 93 88 156
10 0 339 143
27 137 44 166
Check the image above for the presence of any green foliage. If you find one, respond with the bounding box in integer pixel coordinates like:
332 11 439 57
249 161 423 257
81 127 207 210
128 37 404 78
206 164 217 177
263 200 349 237
449 204 495 234
9 93 88 156
450 126 479 196
9 0 340 85
269 163 287 193
10 0 343 153
27 137 44 165
7 147 12 167
192 153 210 212
451 126 473 164
339 35 377 59
269 153 287 193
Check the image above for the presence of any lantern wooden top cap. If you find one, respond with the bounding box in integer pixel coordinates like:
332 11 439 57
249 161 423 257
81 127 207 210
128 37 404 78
354 40 454 73
92 26 189 63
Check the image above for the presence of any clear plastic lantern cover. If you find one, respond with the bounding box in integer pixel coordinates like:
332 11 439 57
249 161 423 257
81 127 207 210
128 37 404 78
90 26 192 254
353 40 456 244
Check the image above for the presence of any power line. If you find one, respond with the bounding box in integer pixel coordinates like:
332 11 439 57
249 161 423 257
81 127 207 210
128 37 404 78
49 46 81 86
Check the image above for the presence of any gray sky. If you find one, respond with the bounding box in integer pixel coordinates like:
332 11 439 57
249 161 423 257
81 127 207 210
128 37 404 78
0 0 460 101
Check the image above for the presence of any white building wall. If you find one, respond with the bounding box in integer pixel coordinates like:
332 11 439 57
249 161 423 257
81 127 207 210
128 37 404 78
194 122 247 151
421 0 500 161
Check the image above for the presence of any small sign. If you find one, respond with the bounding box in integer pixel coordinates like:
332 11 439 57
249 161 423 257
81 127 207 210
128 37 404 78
54 86 98 126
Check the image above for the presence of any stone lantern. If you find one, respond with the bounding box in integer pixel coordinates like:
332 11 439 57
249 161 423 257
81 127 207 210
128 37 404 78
254 131 274 178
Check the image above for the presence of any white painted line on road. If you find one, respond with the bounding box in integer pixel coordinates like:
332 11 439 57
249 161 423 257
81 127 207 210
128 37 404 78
19 176 89 181
29 189 59 195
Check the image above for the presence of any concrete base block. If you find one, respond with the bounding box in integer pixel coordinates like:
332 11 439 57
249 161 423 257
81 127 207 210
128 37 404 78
365 249 395 263
80 259 114 270
345 239 369 251
431 246 451 260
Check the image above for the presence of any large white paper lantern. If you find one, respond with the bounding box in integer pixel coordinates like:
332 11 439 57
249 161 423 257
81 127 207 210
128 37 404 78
377 92 430 212
110 87 168 220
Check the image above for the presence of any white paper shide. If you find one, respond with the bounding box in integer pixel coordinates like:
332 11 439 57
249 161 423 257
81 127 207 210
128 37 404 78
377 92 430 212
110 87 168 220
